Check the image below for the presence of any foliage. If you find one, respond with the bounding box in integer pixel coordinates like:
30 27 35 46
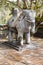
0 0 43 26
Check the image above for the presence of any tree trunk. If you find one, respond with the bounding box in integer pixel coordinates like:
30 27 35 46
17 0 19 6
22 0 28 9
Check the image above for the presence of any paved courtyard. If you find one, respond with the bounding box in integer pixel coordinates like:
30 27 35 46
0 36 43 65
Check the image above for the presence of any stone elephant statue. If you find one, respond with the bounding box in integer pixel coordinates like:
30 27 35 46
7 8 36 47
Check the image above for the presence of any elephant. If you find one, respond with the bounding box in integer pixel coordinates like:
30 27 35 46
7 8 36 47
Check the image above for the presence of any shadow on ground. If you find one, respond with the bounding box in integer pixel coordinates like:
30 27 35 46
34 28 43 38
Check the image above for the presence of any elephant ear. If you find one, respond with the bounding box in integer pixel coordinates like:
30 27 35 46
29 10 36 18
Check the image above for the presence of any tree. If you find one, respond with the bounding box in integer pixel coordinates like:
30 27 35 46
17 0 19 6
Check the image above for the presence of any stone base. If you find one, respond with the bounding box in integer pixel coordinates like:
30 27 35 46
2 41 37 51
2 41 20 51
25 43 37 49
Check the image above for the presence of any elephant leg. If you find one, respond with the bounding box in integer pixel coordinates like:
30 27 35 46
26 26 31 44
18 32 24 46
20 37 24 46
26 32 31 44
8 31 13 42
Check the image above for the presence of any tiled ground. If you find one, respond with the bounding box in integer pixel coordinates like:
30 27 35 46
0 37 43 65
